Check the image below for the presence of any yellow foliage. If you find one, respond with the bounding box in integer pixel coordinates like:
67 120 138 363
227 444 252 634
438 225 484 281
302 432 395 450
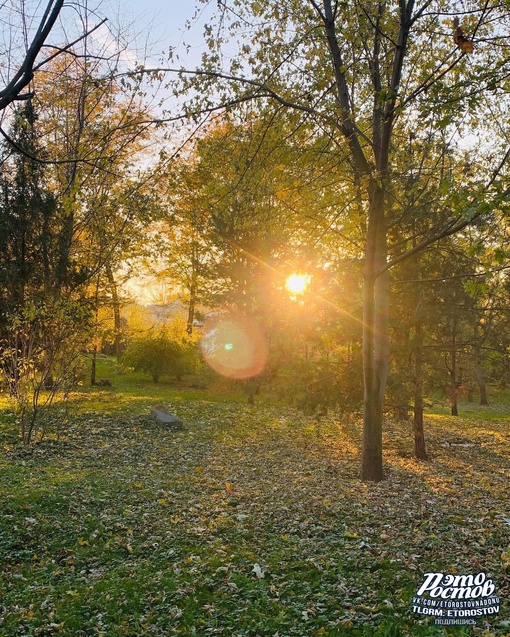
122 304 156 337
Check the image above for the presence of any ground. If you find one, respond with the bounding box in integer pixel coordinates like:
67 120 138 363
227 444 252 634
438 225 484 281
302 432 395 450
0 362 509 636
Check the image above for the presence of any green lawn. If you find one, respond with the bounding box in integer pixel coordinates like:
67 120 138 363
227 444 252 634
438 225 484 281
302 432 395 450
426 384 510 421
0 365 509 636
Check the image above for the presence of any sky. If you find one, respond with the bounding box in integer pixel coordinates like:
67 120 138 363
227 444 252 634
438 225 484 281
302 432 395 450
113 0 215 68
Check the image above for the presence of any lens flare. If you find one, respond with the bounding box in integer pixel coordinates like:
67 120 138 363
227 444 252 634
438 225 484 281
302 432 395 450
200 313 268 379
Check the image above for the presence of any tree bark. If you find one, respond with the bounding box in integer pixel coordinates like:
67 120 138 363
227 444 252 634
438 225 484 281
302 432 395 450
91 275 100 386
450 316 458 416
473 325 488 405
106 263 122 362
413 320 427 459
187 291 196 337
361 185 388 482
91 349 97 386
186 243 199 336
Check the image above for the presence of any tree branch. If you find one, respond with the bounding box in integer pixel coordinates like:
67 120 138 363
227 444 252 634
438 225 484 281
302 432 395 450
0 0 65 112
380 141 510 275
33 19 109 72
321 0 371 176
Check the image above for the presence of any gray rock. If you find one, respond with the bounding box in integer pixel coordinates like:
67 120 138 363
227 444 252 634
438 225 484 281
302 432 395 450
95 379 112 387
151 407 183 430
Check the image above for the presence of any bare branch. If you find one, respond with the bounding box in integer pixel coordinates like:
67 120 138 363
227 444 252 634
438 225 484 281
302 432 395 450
33 19 109 72
0 0 64 112
0 125 116 173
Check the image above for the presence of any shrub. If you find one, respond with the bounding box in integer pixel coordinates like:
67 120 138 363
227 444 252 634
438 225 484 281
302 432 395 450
0 299 92 444
123 329 199 383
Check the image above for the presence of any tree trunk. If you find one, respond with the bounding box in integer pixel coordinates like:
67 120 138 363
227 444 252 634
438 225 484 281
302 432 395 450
91 348 97 386
321 0 411 482
361 186 388 482
91 275 100 386
450 316 458 416
413 320 427 460
187 245 198 336
475 361 488 405
187 283 196 337
55 204 75 295
245 378 256 405
106 263 122 362
473 327 488 405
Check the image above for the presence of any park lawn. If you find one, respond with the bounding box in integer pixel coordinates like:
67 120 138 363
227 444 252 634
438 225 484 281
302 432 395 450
0 373 509 636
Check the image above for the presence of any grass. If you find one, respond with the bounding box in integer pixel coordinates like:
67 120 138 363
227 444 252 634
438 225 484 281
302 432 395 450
0 361 509 636
426 385 510 421
79 357 252 413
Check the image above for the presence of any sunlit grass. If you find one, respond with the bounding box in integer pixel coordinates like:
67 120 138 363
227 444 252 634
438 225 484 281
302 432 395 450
426 386 510 420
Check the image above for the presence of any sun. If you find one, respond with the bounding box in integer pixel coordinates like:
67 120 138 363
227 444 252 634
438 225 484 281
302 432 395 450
285 273 310 295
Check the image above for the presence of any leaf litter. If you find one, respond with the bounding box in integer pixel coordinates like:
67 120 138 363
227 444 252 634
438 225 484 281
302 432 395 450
0 402 509 636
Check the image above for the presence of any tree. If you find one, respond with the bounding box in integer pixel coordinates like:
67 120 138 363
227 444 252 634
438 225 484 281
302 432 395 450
160 112 302 314
0 1 108 128
158 0 510 480
0 102 62 317
0 47 154 306
29 49 157 387
0 39 157 432
159 110 352 402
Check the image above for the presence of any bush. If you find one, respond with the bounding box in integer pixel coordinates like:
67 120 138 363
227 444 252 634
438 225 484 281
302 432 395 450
123 329 199 383
0 299 92 444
